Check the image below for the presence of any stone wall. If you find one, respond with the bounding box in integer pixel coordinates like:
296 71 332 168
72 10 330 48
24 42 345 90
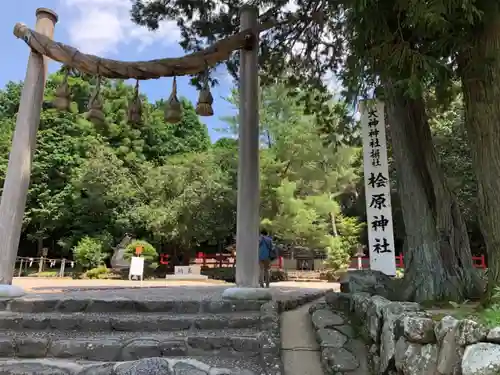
326 292 500 375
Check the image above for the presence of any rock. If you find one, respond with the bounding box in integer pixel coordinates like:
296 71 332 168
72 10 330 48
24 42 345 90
379 302 420 373
344 338 370 374
334 324 357 338
317 328 347 348
437 329 463 375
187 336 229 351
159 340 187 356
221 287 272 301
309 302 328 314
397 342 438 375
325 292 351 312
366 295 390 343
486 327 500 344
0 337 14 356
311 309 344 329
48 338 122 361
0 285 26 299
0 359 82 375
172 362 208 375
339 270 394 298
351 293 371 322
120 339 162 361
462 343 500 375
233 336 261 354
79 363 116 374
322 347 360 372
454 319 488 346
114 357 172 375
9 298 59 313
403 315 436 344
394 337 409 370
15 337 49 358
0 362 71 375
434 316 458 343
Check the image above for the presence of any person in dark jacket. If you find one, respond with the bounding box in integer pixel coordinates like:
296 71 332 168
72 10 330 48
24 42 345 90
258 229 275 288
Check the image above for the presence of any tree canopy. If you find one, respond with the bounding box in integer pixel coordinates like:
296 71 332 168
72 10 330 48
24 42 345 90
129 0 500 301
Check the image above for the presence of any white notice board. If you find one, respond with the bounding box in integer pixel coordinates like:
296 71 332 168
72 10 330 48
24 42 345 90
129 256 145 280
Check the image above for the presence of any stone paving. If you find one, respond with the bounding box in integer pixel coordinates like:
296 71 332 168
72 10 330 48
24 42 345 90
0 282 331 374
309 302 369 375
281 302 324 375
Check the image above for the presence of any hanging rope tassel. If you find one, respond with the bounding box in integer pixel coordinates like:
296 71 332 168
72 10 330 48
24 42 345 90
196 70 214 116
52 66 71 111
128 79 143 125
164 76 183 123
85 75 105 126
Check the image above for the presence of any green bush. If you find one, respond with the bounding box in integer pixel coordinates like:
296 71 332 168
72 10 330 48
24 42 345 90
125 240 159 270
320 269 347 282
323 236 351 271
84 265 110 279
72 236 108 270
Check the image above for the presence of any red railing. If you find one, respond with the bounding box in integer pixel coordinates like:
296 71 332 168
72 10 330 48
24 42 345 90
159 252 284 269
348 254 487 270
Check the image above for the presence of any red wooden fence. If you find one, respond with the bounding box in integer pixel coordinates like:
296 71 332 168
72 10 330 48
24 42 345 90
160 252 284 269
160 252 486 270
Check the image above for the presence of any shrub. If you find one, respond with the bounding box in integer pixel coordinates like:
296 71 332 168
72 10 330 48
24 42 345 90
84 265 110 279
320 269 347 282
124 240 159 270
72 236 108 270
323 236 351 271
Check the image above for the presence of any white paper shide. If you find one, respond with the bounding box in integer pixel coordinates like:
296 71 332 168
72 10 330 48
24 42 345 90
360 100 396 276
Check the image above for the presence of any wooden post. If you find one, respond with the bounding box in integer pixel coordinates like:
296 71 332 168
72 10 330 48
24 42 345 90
235 5 260 288
0 8 58 285
60 259 66 277
18 259 23 277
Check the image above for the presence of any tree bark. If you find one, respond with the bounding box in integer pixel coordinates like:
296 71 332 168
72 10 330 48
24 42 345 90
385 87 483 302
458 15 500 301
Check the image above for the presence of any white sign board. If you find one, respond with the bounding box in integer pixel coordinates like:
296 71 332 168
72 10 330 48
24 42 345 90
360 100 396 276
174 265 201 276
128 256 145 280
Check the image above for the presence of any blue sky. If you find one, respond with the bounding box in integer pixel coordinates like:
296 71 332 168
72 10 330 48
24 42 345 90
0 0 236 141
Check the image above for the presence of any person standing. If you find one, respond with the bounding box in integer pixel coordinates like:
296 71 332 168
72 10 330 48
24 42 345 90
259 229 276 288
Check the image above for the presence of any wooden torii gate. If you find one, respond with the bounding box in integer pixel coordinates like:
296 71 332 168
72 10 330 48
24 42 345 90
0 6 272 299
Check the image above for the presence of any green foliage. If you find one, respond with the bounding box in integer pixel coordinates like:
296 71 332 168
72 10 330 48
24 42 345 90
223 83 362 269
336 215 365 254
84 265 110 279
0 69 481 278
125 240 159 270
72 237 108 270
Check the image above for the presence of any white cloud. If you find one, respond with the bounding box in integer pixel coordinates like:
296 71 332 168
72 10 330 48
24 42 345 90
59 0 181 56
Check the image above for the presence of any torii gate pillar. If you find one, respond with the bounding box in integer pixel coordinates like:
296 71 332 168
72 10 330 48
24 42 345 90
223 5 271 300
0 8 58 290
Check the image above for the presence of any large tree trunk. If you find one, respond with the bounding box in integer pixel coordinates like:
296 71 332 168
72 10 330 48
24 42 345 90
385 87 483 302
458 15 500 301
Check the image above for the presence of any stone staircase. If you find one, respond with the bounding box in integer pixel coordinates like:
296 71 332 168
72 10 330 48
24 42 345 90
0 295 277 374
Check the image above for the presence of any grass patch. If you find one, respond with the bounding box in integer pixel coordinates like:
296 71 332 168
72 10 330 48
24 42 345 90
424 293 500 328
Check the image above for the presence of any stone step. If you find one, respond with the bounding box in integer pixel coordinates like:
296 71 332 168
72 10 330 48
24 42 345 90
1 297 265 314
0 311 261 332
0 329 262 362
0 356 265 375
